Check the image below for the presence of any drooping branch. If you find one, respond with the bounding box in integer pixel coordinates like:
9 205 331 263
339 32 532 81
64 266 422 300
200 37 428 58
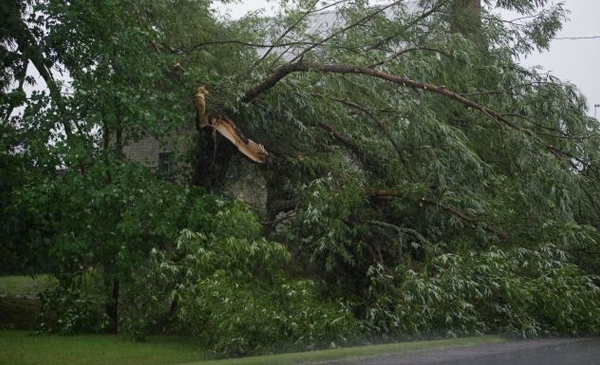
317 121 364 160
244 60 585 167
316 120 389 176
367 220 431 246
369 189 510 240
243 61 521 131
189 39 317 54
364 2 445 51
240 58 540 140
311 92 406 159
367 46 464 69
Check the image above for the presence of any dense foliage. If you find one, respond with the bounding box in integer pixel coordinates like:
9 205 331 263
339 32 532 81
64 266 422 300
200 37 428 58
2 0 600 357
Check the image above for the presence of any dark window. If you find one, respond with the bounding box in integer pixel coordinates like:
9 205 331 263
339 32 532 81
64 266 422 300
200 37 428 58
158 152 177 179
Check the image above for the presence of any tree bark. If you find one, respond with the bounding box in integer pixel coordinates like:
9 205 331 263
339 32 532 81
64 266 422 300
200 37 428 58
106 277 120 333
450 0 481 36
7 12 74 140
191 128 236 192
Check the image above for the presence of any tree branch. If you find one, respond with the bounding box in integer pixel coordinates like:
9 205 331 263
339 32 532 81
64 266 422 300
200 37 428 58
10 13 74 140
243 60 581 167
189 39 317 53
289 1 404 63
364 2 444 51
368 46 463 69
249 0 320 71
311 92 416 179
243 61 520 131
369 189 510 240
367 220 431 245
316 120 367 162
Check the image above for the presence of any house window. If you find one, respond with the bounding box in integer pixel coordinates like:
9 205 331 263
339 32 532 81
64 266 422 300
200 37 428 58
158 152 177 179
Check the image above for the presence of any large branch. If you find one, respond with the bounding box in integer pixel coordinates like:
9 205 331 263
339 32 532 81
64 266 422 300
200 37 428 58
10 14 74 140
243 60 581 167
243 61 521 131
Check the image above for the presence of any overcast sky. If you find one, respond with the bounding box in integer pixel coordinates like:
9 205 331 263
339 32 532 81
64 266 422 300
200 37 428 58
520 0 600 117
214 0 600 117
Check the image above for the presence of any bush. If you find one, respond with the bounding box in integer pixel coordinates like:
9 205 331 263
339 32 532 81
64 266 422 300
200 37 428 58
132 226 365 356
38 278 107 335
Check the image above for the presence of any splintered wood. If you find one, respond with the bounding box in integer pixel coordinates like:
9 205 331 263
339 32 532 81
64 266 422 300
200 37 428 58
193 86 269 163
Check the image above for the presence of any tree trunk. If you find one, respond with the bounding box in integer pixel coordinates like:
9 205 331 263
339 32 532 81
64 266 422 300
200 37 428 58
450 0 481 36
105 277 120 333
191 128 236 192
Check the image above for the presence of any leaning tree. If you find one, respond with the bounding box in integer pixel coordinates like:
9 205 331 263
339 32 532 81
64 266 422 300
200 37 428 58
188 0 600 337
2 0 600 349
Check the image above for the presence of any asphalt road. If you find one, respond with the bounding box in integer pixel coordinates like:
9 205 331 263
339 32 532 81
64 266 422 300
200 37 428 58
323 338 600 365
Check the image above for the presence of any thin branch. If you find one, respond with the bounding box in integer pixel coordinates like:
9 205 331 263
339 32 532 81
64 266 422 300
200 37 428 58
317 120 365 161
189 39 317 54
311 92 408 163
368 189 510 240
364 2 444 51
462 80 559 97
254 1 352 72
367 220 431 245
289 1 404 63
368 46 460 69
249 0 321 72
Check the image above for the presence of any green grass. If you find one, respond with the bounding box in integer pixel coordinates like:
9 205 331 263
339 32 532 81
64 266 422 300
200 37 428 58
0 275 55 297
0 276 54 330
0 330 505 365
0 331 206 365
191 335 505 365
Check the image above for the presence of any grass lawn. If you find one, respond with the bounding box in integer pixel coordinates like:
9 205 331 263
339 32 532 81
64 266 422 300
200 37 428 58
0 275 55 330
0 331 206 365
0 330 505 365
193 335 505 365
0 275 55 297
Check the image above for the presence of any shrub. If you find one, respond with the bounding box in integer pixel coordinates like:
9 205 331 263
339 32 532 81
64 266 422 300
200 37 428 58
389 244 600 337
138 227 365 356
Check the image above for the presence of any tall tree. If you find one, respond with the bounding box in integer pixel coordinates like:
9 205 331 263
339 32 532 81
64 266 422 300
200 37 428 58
2 0 599 348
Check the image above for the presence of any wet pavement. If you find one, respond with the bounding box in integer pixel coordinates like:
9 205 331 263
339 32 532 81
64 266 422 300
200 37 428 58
323 338 600 365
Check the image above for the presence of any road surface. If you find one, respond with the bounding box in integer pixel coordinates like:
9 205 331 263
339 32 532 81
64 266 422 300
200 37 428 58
323 338 600 365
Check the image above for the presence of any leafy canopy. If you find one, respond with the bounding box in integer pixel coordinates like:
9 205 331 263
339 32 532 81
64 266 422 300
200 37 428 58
2 0 600 355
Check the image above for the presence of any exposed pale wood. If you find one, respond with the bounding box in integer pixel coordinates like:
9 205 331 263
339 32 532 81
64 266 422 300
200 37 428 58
193 86 269 163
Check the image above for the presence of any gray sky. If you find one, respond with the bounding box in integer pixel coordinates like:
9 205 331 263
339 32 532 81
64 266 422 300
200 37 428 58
214 0 600 117
520 0 600 117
